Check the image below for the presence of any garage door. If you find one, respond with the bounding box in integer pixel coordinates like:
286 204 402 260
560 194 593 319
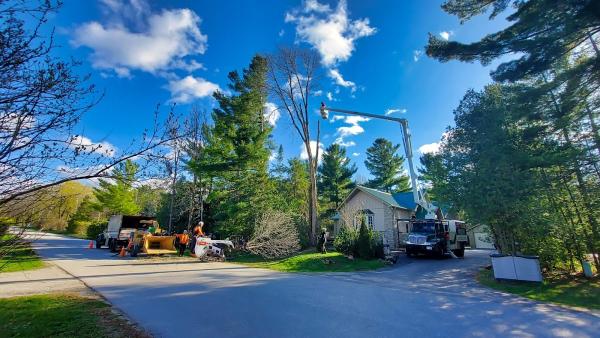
474 232 495 249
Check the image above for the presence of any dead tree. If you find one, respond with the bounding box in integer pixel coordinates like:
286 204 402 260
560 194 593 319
246 210 300 259
267 47 321 244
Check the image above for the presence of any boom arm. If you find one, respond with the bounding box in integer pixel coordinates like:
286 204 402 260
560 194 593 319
320 103 438 219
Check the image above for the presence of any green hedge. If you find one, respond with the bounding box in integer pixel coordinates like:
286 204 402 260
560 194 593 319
86 222 107 239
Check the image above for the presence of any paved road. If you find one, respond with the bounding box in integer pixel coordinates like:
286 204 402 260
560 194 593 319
29 232 600 338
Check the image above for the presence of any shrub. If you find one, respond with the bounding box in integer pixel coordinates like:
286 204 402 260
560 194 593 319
86 222 107 240
334 219 383 260
333 226 358 256
294 216 311 249
66 219 91 235
357 218 373 259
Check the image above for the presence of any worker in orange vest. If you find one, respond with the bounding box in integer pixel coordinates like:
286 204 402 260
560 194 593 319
176 230 190 257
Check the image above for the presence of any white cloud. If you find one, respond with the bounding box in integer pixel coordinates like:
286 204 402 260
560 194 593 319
418 132 450 154
167 75 220 103
352 152 360 157
304 0 330 13
313 90 323 96
413 50 423 62
286 0 375 91
300 140 324 162
326 91 334 101
69 135 117 157
418 142 441 155
72 1 207 77
264 102 280 126
439 31 453 41
334 139 355 147
344 115 370 126
330 115 345 122
385 108 407 116
328 68 356 92
278 29 285 37
286 0 376 66
335 115 369 147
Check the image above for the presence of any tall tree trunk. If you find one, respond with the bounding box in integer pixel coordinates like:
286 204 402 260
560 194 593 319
309 162 318 244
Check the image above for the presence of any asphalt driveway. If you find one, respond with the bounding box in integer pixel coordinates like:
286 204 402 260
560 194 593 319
28 232 600 338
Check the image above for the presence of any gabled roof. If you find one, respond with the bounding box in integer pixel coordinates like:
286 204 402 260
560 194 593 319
392 192 418 210
341 185 414 211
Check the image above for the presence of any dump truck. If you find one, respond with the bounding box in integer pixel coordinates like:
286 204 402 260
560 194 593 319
96 215 176 255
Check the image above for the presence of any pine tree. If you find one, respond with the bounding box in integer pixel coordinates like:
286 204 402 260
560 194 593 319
318 143 357 212
93 160 140 215
364 138 411 193
426 0 600 82
188 55 274 237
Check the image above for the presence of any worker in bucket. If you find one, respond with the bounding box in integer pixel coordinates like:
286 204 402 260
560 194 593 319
176 230 190 257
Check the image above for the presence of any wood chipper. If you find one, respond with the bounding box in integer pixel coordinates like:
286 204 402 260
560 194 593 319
127 224 177 257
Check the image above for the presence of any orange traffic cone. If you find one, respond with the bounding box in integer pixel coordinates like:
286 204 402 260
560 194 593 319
119 246 126 257
88 240 94 249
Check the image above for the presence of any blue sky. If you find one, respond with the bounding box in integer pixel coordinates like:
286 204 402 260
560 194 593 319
45 0 509 179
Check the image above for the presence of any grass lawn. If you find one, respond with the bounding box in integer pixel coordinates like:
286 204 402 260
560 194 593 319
0 294 148 338
0 235 44 273
477 269 600 310
229 250 386 273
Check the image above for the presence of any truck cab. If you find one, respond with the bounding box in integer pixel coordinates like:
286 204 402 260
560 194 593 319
404 219 467 257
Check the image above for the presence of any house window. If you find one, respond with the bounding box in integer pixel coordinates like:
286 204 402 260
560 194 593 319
353 210 374 229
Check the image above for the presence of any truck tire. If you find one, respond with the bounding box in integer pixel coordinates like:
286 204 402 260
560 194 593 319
435 245 445 258
95 239 102 249
130 245 139 257
406 248 413 257
453 248 465 258
108 239 116 253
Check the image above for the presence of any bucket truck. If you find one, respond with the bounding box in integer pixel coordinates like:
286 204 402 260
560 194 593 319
320 103 468 257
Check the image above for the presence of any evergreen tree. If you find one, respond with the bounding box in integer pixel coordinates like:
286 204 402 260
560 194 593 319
418 152 449 203
93 160 140 215
426 0 600 83
188 55 274 237
364 138 411 193
318 143 357 212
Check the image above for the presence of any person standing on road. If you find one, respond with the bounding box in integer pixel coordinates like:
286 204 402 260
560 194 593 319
176 230 190 257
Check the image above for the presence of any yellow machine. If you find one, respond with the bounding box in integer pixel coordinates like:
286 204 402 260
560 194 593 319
129 224 177 256
143 234 177 255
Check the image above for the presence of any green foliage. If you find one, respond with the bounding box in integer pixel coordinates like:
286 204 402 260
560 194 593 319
318 143 357 215
333 219 383 260
86 222 107 240
65 220 91 236
333 226 358 256
93 160 140 215
188 55 274 238
427 0 600 83
357 218 375 259
364 138 411 193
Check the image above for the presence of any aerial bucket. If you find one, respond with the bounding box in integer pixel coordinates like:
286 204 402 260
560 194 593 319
143 235 177 255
